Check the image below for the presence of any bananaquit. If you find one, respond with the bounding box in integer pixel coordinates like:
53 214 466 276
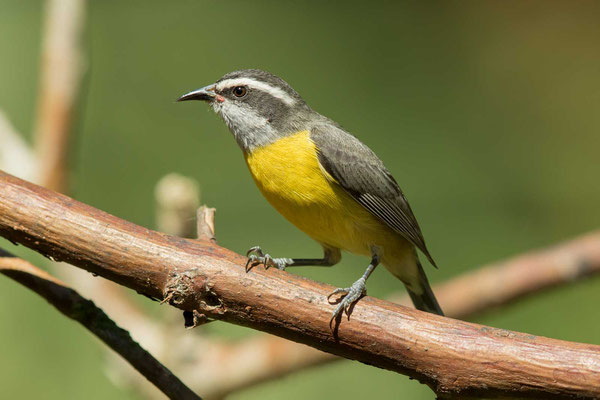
178 69 443 320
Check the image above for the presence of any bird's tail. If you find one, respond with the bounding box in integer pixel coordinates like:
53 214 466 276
406 261 444 316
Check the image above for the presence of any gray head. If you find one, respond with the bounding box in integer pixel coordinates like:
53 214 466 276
177 69 315 152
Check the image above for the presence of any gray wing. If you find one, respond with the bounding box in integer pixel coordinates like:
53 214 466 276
310 124 437 267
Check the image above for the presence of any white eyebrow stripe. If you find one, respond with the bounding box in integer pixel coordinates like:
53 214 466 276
216 78 296 106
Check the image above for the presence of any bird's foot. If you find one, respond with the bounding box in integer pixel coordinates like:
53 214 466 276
245 246 292 272
327 277 367 325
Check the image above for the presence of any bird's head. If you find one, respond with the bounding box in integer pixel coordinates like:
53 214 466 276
178 69 312 151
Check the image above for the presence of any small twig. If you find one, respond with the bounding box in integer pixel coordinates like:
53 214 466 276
155 174 200 238
34 0 86 193
197 206 216 243
0 250 202 400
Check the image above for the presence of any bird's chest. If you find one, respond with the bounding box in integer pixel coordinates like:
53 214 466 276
243 131 380 253
244 131 340 210
246 132 343 235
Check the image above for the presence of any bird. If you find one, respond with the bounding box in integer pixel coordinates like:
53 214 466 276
177 69 443 323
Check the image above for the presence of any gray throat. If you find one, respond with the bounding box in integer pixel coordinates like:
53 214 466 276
214 101 317 153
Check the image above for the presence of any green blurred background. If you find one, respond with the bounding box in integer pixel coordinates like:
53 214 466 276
1 1 600 398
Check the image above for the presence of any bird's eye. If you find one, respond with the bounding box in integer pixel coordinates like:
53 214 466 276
233 86 247 97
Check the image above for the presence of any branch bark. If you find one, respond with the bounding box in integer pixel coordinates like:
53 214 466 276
1 170 599 399
180 229 600 398
0 249 201 400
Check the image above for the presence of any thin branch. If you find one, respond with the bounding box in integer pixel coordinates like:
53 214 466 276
399 231 600 318
196 206 216 243
155 174 200 239
34 0 86 192
0 249 202 400
58 265 186 399
178 336 331 400
1 171 599 399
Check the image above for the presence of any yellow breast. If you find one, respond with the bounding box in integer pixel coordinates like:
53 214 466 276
244 131 389 256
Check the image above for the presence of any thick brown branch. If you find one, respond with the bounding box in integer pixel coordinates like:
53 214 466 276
137 179 600 398
1 170 599 399
0 249 201 400
180 229 600 397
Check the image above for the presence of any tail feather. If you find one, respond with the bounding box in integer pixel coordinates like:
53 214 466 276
406 261 444 316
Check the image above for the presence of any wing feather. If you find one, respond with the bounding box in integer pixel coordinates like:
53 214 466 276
310 124 436 267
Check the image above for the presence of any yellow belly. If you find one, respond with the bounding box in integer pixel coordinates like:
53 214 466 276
244 131 413 269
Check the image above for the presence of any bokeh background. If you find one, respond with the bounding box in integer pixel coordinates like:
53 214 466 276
1 1 600 399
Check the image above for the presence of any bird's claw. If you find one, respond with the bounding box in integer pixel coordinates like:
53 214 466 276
246 246 263 257
245 246 288 271
328 278 367 326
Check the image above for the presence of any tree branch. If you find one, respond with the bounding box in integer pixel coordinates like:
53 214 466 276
34 0 86 192
0 249 201 400
155 173 200 239
137 175 600 398
1 170 599 399
179 229 600 398
196 206 216 243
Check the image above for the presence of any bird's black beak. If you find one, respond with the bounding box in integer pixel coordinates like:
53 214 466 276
176 84 217 102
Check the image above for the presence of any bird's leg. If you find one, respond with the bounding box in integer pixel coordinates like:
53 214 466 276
245 246 340 272
328 249 380 324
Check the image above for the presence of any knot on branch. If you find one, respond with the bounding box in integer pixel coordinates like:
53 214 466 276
163 268 225 316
